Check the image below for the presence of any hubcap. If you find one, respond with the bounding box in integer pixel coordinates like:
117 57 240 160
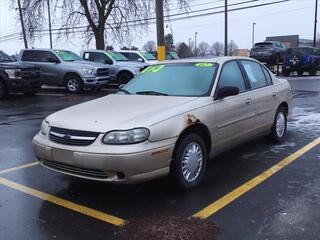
67 79 79 92
276 112 286 138
182 142 203 183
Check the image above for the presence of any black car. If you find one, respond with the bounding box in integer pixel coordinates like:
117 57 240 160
282 47 320 76
0 50 42 99
250 41 288 64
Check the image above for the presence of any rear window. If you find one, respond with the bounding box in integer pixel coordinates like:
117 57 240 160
254 42 273 47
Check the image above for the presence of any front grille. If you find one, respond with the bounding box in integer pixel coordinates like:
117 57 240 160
96 68 109 77
18 68 41 80
49 127 99 146
42 160 110 179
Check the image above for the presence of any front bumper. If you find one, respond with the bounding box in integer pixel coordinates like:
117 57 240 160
8 78 41 92
33 133 176 184
82 76 110 87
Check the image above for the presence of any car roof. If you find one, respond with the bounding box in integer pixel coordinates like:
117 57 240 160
156 56 258 65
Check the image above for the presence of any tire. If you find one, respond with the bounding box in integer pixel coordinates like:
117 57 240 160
65 75 83 94
0 81 8 99
170 133 207 191
270 107 287 143
297 70 304 76
309 68 317 76
118 72 133 86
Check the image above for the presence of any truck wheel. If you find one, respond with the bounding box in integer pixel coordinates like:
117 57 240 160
170 133 207 191
118 72 133 86
297 70 304 76
0 81 8 99
65 75 83 94
270 107 287 143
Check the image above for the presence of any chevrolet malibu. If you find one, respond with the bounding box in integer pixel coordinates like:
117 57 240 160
33 57 292 190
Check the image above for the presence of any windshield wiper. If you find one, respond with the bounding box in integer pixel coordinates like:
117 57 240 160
136 91 168 96
117 89 131 95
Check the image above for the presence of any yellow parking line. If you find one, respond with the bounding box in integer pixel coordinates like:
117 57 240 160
193 137 320 219
0 162 39 175
0 177 126 226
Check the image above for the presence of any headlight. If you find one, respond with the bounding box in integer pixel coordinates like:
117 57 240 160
41 120 50 135
102 128 150 145
81 68 96 75
5 69 21 79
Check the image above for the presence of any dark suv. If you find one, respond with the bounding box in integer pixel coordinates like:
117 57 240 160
0 50 41 99
250 41 288 64
282 47 320 76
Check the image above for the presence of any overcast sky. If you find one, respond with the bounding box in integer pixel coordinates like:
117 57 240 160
0 0 317 55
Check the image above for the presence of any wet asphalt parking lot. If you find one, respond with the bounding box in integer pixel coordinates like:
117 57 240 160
0 77 320 240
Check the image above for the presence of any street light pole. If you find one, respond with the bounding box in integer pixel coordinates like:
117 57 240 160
252 22 256 47
314 0 318 47
47 0 53 49
195 32 198 57
17 0 28 49
156 0 165 61
224 0 228 56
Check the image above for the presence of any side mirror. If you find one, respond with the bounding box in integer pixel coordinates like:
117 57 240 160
137 58 144 63
47 57 60 63
216 86 239 100
104 59 113 65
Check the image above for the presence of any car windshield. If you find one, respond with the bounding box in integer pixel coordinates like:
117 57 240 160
106 51 128 61
54 50 82 62
122 63 217 97
0 50 14 62
140 51 157 60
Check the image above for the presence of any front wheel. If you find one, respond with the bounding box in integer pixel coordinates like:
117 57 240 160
118 72 133 86
170 133 207 191
270 107 287 142
65 75 83 94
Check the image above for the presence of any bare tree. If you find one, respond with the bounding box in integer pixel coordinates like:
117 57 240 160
198 42 210 56
228 40 239 56
15 0 190 50
211 41 224 56
142 40 156 52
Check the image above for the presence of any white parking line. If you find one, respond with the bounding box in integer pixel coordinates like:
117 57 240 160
0 162 39 175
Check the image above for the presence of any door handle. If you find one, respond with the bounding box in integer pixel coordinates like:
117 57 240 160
245 98 253 105
272 91 277 97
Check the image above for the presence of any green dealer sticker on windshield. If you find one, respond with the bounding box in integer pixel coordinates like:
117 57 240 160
195 63 214 67
142 65 165 73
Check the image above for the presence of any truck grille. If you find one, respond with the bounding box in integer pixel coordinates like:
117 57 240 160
17 68 41 80
96 68 109 77
49 127 99 146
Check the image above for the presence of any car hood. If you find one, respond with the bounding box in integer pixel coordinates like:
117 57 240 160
68 60 107 68
47 94 199 133
115 61 147 68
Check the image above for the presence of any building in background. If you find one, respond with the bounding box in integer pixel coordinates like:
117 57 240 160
266 35 319 48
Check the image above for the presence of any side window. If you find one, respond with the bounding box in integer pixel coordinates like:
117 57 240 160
218 61 246 93
241 61 268 89
94 52 109 63
40 51 58 62
21 50 41 62
262 66 273 85
121 52 139 61
83 52 92 61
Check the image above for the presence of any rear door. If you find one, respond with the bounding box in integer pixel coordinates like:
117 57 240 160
239 60 278 133
213 61 256 151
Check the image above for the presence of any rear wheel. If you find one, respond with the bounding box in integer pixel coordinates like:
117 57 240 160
65 75 83 94
118 72 133 86
270 107 287 142
170 133 207 190
0 81 8 99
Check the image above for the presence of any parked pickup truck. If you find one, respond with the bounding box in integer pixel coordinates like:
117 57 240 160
19 49 110 93
82 50 149 85
0 50 41 99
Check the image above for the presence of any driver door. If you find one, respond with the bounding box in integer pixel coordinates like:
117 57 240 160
213 61 256 152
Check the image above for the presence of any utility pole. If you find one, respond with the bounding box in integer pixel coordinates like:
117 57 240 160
252 22 256 47
47 0 53 49
194 32 198 57
156 0 165 61
17 0 28 49
314 0 318 47
224 0 228 56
